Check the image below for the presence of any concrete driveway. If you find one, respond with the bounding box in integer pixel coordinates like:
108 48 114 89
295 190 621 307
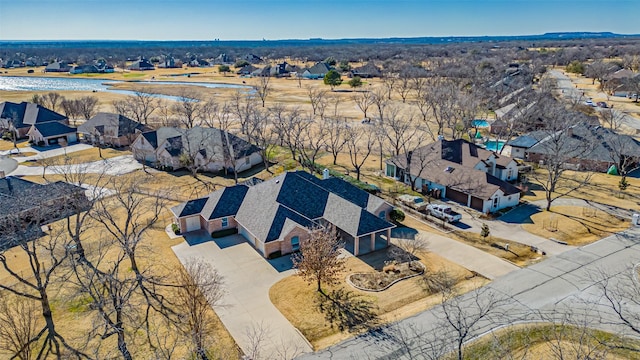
8 154 143 176
172 231 312 359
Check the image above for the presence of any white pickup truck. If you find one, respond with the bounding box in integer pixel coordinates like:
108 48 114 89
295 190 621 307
426 204 462 223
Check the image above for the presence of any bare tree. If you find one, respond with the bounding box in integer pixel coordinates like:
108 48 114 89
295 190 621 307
173 91 206 129
75 96 99 121
528 114 594 211
353 90 375 119
585 60 616 88
270 104 308 161
112 90 158 125
0 293 40 360
299 116 327 172
247 107 276 172
41 92 64 112
253 76 272 107
174 258 225 360
292 226 346 293
381 73 397 100
390 233 429 269
344 125 375 181
395 73 412 103
306 86 328 117
231 90 257 135
324 117 348 165
438 287 509 360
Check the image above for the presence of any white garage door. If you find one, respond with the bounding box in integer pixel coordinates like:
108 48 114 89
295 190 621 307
185 216 201 232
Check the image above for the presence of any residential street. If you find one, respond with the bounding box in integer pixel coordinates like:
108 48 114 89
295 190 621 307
298 225 640 359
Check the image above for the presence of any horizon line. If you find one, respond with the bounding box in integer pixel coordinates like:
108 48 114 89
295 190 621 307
2 31 639 43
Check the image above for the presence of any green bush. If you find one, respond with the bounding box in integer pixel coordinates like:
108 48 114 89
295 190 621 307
171 223 180 235
211 228 238 238
566 60 585 75
390 208 405 223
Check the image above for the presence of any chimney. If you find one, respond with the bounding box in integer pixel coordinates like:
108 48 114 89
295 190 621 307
322 168 330 180
567 127 574 137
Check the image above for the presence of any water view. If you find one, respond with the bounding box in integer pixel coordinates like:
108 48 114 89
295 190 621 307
0 76 249 100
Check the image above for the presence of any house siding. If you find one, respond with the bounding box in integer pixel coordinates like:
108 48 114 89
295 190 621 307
206 216 238 234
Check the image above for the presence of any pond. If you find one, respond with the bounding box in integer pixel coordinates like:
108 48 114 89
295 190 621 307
0 76 249 101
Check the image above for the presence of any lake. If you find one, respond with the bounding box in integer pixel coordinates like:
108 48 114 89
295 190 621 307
0 76 249 100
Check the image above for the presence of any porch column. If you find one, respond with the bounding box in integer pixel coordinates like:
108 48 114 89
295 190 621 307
354 236 359 256
467 194 472 207
386 228 391 247
370 233 375 252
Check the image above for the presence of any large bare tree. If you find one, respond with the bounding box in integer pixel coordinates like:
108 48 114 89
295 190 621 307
292 226 345 293
344 125 376 181
253 75 272 107
172 91 206 129
112 90 158 125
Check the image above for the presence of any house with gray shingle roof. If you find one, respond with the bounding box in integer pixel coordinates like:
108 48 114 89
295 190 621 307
28 121 77 146
78 112 148 146
171 171 395 258
386 139 520 213
0 101 69 139
526 124 640 172
131 126 262 173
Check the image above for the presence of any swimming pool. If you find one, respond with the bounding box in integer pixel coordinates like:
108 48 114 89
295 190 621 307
484 140 506 152
471 119 490 128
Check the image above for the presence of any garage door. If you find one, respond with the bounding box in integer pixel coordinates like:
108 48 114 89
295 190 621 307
470 196 484 211
446 187 468 205
185 216 201 232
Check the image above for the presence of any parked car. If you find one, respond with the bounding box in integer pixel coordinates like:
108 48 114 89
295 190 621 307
398 194 428 211
584 100 595 107
426 204 462 223
596 101 608 108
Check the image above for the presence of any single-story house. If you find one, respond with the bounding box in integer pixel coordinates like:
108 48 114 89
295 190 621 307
0 175 88 249
504 130 548 159
236 64 258 75
77 112 148 146
526 124 640 172
69 62 114 74
127 59 155 71
45 61 72 73
604 69 639 97
386 139 521 213
242 54 263 64
3 59 24 69
0 101 69 139
28 121 77 146
171 170 395 257
350 62 382 78
302 62 331 79
131 126 262 173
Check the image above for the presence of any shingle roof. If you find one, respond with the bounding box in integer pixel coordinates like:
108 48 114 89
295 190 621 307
78 112 147 137
527 124 640 163
388 139 519 200
0 102 67 129
139 126 260 162
33 121 76 138
506 130 547 148
173 171 394 243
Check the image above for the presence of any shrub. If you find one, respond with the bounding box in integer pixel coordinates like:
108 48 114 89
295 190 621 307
211 228 238 238
390 208 405 223
171 223 181 235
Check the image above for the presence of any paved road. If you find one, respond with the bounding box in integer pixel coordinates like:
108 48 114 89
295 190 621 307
172 232 313 359
8 154 143 176
548 69 640 132
299 226 640 359
420 230 518 280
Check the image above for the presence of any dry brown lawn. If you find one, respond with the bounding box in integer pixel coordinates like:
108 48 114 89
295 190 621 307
270 249 485 350
523 170 640 212
0 174 240 358
0 139 31 150
522 206 629 245
19 147 128 166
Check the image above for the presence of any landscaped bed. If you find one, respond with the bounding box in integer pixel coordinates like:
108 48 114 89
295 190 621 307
348 261 425 292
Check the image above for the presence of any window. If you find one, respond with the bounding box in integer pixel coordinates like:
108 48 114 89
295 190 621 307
493 198 499 207
386 164 396 177
291 236 300 251
221 217 228 228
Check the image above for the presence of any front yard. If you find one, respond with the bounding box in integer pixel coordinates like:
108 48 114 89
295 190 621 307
269 246 486 350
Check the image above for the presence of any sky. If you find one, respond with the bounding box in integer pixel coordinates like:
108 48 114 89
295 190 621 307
0 0 639 41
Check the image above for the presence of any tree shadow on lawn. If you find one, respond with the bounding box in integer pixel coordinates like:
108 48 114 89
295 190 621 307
316 288 379 333
391 226 418 240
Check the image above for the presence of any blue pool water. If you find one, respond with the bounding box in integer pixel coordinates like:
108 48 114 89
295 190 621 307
485 140 505 152
471 119 489 128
